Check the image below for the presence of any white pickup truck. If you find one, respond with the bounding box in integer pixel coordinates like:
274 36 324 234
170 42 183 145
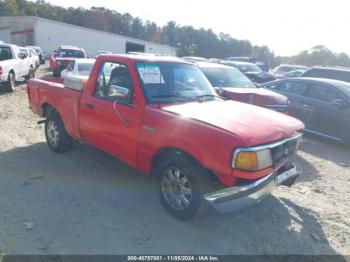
0 43 35 92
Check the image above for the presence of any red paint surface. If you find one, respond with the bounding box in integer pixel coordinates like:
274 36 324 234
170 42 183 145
221 88 288 109
27 55 304 187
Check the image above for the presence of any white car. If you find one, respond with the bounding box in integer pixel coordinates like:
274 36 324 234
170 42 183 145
27 48 40 69
61 58 95 91
61 58 95 78
0 43 35 92
20 48 38 70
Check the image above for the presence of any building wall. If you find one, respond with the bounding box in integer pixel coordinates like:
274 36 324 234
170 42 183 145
0 17 176 57
0 27 11 43
0 17 35 46
34 17 176 57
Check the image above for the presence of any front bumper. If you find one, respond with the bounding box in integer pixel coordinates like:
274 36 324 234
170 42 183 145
204 163 301 213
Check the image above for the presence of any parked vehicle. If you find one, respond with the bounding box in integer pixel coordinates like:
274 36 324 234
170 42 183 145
26 48 40 69
61 58 95 79
0 43 35 92
19 48 37 71
272 64 308 77
262 78 350 144
96 51 112 57
301 67 350 83
281 69 307 78
26 46 45 65
197 62 288 112
27 54 304 220
61 58 95 91
50 45 87 77
226 57 269 72
181 56 208 63
222 61 275 83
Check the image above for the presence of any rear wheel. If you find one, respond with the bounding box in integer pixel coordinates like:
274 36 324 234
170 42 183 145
5 72 15 92
45 112 73 153
154 153 213 220
25 67 36 81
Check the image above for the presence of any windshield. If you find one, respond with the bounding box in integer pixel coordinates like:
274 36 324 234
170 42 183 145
275 66 293 74
238 64 262 73
78 63 94 75
58 49 85 58
136 62 217 104
201 67 256 88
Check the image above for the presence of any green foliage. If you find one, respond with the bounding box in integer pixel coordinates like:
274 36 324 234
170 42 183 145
276 45 350 68
1 0 349 67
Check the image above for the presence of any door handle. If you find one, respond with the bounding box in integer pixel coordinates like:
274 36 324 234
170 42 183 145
85 103 94 110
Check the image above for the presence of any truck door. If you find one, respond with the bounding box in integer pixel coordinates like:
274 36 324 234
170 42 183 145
79 61 142 167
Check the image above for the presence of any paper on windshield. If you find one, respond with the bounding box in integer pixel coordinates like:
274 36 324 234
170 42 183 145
137 65 165 84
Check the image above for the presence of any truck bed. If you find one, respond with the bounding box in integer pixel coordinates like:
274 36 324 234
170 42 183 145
27 78 83 140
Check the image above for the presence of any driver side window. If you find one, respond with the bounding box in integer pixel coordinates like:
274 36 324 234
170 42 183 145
93 62 134 104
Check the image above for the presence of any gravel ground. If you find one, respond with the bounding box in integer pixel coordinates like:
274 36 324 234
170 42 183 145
0 66 349 255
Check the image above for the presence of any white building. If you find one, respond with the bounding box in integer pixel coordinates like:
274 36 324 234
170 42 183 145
0 16 176 56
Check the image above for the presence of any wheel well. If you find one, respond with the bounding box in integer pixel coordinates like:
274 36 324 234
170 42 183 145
42 103 56 117
151 147 219 183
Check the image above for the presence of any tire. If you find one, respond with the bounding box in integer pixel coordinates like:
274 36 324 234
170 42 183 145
25 67 36 81
5 72 16 93
45 112 73 153
154 153 213 221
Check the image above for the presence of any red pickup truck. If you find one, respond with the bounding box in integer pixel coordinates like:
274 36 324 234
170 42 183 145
27 54 304 220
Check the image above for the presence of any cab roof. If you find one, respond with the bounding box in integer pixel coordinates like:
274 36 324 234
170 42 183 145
195 61 231 69
59 45 84 51
98 53 191 64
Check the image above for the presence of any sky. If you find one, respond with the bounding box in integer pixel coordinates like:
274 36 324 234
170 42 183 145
44 0 350 56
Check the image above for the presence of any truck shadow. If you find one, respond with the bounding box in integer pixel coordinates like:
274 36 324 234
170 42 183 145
0 81 27 96
293 154 320 183
0 143 345 256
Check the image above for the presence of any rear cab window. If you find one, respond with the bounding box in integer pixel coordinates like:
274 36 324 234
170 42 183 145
0 46 13 61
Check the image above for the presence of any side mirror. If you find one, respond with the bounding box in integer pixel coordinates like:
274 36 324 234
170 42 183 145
331 99 349 108
108 85 130 99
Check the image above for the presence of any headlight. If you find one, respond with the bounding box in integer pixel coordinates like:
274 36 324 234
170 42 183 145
233 149 273 171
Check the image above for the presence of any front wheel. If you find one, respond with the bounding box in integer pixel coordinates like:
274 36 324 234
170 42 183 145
45 112 73 153
154 154 213 220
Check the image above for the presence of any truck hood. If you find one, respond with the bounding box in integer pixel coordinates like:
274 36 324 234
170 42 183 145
220 88 288 107
162 100 304 146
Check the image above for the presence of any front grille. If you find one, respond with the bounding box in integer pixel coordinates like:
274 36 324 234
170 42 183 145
270 136 299 167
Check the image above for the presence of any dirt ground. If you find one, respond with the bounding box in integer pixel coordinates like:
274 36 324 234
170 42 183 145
0 66 349 255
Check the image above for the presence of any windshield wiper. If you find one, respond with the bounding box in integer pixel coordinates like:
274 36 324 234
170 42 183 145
151 94 199 102
195 94 225 100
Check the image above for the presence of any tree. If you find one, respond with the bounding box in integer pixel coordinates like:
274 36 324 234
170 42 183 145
2 0 350 67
